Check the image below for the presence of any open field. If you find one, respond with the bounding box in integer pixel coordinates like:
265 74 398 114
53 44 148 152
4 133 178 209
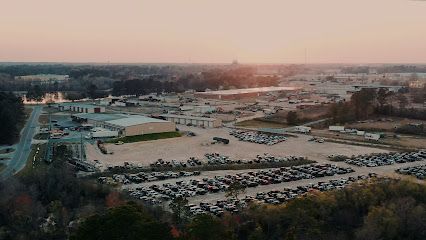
235 119 289 128
267 104 329 124
86 126 388 168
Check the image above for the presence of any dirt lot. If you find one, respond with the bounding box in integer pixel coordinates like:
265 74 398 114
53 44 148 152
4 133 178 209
313 129 426 150
346 117 426 132
265 104 329 124
235 119 288 129
86 126 388 168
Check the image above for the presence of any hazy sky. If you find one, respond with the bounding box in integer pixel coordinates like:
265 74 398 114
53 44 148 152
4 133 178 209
0 0 425 63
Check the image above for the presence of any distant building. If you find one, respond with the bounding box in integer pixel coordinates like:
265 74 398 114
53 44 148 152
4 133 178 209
160 114 222 128
194 87 299 100
409 80 425 88
15 74 69 85
351 84 402 93
57 103 105 113
295 126 311 133
194 105 216 113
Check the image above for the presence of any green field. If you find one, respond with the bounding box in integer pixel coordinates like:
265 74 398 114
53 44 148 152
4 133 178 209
108 131 182 144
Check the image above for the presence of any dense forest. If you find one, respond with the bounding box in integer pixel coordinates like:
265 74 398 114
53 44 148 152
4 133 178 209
0 92 25 144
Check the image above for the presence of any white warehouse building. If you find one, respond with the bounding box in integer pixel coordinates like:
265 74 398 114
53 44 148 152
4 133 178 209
160 114 222 128
57 103 105 113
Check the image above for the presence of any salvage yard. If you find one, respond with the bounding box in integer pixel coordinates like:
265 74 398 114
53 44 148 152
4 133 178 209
86 126 388 168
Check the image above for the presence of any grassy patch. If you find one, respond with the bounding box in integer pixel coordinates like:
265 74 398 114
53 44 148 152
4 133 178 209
107 131 182 144
34 133 49 140
235 119 289 128
38 114 49 124
17 143 48 177
0 148 14 154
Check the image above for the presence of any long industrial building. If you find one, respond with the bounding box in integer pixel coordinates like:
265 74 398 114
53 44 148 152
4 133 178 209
72 113 176 137
57 103 106 113
194 86 300 100
160 114 222 128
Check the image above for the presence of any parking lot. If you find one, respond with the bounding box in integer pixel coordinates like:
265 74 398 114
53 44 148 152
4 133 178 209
345 150 426 167
396 165 426 180
116 158 426 207
118 163 354 205
86 126 388 168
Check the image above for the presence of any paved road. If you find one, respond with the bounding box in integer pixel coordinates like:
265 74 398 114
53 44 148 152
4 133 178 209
0 105 42 180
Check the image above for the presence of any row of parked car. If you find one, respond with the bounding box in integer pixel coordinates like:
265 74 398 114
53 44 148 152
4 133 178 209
187 174 376 216
205 153 306 165
126 163 354 205
100 170 202 185
344 150 426 167
230 130 287 145
396 165 426 180
149 157 203 168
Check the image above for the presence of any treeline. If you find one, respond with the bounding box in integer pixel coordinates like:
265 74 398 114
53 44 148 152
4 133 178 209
329 88 426 124
0 92 25 144
0 145 115 240
111 68 279 96
0 64 72 77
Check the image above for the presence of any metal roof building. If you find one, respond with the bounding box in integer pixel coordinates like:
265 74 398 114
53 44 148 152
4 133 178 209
73 113 176 137
57 103 105 113
160 114 222 128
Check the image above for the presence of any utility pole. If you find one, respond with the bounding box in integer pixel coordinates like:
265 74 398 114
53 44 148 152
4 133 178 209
80 132 84 162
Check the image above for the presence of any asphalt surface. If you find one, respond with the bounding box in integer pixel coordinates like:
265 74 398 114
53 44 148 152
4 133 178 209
0 105 42 180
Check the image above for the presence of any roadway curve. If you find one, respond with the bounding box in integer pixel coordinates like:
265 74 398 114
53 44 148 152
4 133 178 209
0 105 42 180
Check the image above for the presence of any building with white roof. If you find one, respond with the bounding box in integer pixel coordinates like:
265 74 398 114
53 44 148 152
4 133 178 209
57 103 105 113
72 113 176 137
160 114 222 128
194 86 300 100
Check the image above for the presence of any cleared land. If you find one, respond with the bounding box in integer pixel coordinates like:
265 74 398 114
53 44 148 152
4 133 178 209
235 119 289 128
312 129 426 150
345 117 426 132
86 126 388 168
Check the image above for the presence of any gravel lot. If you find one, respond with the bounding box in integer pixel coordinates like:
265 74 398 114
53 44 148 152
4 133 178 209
86 126 388 168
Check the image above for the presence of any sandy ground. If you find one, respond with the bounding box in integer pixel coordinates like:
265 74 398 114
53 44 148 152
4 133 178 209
86 126 388 168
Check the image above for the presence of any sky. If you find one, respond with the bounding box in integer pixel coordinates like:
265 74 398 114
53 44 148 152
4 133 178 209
0 0 425 64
